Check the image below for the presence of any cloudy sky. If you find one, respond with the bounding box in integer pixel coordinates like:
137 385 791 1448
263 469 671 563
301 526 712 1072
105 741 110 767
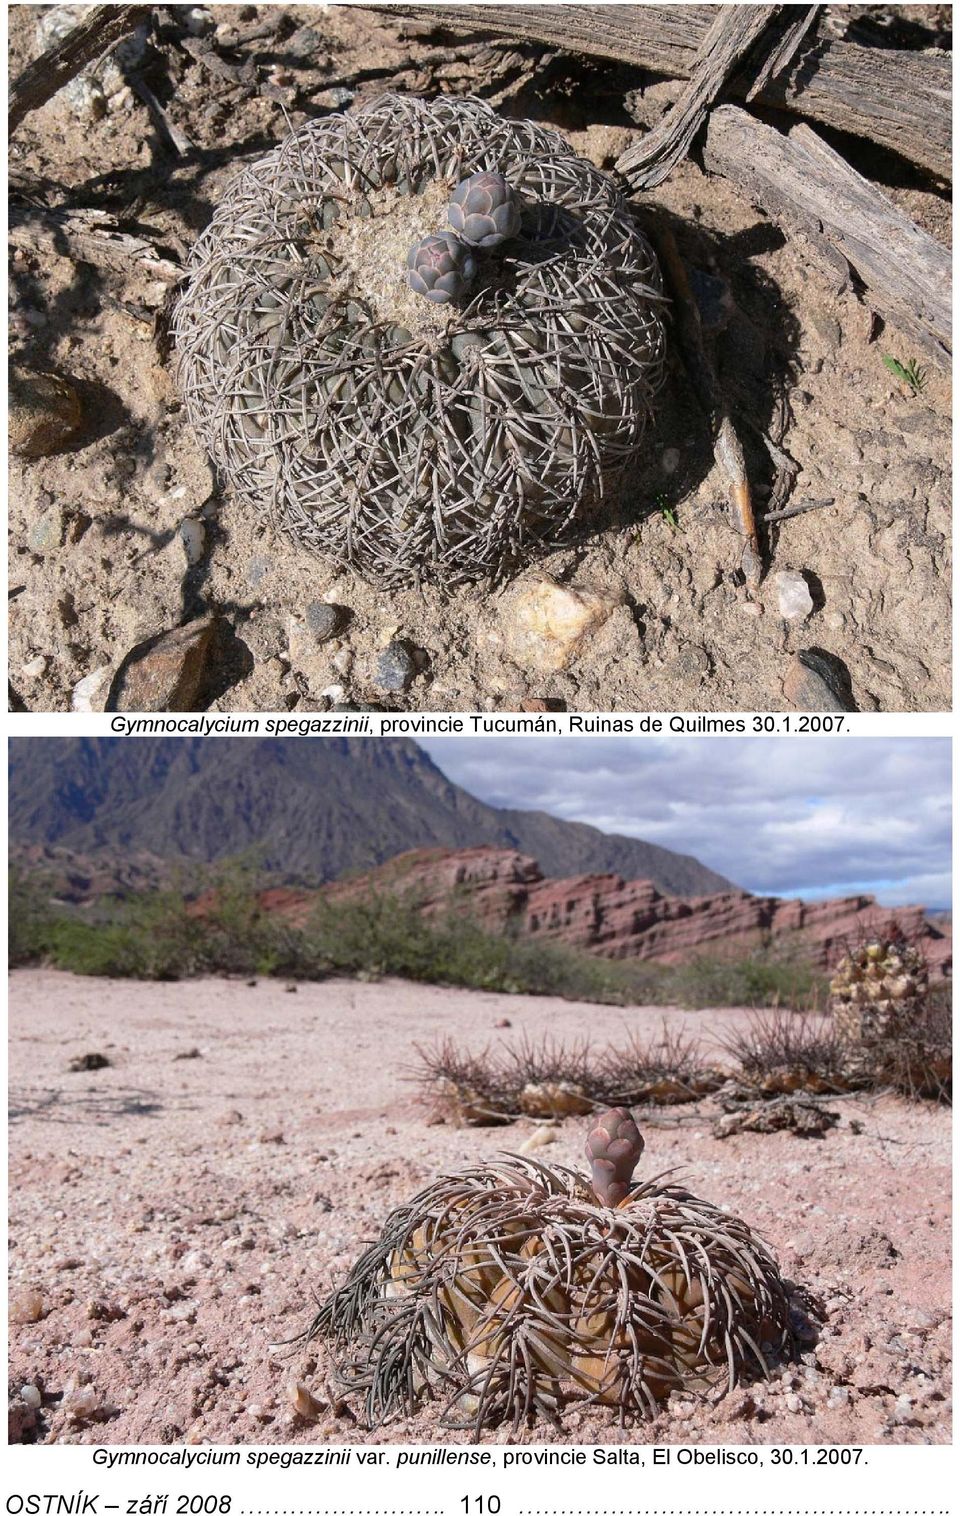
421 736 951 908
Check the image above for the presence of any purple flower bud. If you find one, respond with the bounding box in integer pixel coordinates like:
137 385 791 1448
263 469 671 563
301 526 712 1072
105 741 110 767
406 232 477 304
448 170 521 249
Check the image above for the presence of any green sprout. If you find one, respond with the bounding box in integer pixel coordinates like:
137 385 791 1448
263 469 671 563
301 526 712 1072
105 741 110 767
883 354 928 397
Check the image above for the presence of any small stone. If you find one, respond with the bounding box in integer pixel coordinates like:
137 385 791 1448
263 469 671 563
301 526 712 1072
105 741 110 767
332 648 353 676
9 1290 46 1325
75 1327 94 1348
21 655 48 678
519 1124 558 1153
740 601 763 618
288 1380 325 1419
661 447 681 475
246 554 273 589
783 650 855 713
63 1384 100 1420
28 511 62 554
10 368 83 458
776 570 814 620
494 1018 512 1029
320 684 345 703
71 664 112 714
785 1392 803 1412
827 1385 850 1407
68 1052 110 1072
375 640 417 692
20 1385 42 1410
304 601 344 641
110 617 217 712
498 578 623 673
179 519 206 565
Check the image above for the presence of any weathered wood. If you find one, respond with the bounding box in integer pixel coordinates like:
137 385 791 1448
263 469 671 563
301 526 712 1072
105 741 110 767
702 107 951 367
10 206 181 284
9 4 152 136
617 5 780 190
375 6 951 179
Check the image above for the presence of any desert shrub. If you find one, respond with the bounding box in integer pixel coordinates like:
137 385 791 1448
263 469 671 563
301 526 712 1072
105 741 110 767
666 952 827 1012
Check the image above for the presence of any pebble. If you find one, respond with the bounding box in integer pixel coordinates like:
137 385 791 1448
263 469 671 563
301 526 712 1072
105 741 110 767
21 1385 42 1410
9 1289 46 1324
320 684 345 703
246 555 274 590
785 1392 804 1412
28 511 62 554
62 1385 100 1420
661 447 681 475
827 1385 851 1406
783 650 855 713
10 368 83 458
110 617 217 712
304 601 344 641
740 601 763 617
776 569 814 620
179 519 206 566
375 640 417 692
70 664 112 709
21 655 48 678
496 577 623 673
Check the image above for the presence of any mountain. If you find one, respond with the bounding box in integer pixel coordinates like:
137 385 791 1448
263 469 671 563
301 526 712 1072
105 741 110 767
7 738 735 895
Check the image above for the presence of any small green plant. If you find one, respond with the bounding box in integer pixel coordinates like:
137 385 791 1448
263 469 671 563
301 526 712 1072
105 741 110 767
883 354 927 397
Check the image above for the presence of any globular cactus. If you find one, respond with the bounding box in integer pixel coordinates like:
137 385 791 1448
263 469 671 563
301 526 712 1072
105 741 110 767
830 933 928 1047
406 232 477 304
173 94 666 586
447 170 521 247
304 1108 792 1432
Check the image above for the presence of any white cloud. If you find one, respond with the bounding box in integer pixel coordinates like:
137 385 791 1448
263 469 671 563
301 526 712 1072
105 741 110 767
422 735 951 906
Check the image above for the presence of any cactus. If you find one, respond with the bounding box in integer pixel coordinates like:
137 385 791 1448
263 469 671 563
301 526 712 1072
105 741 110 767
305 1108 792 1432
406 232 477 304
174 94 666 586
829 931 929 1047
447 170 521 247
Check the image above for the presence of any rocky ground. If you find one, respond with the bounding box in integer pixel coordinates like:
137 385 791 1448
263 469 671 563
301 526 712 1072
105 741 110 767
8 969 952 1446
8 5 952 713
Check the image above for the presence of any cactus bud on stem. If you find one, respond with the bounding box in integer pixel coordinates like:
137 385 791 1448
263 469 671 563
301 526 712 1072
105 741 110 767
585 1106 644 1206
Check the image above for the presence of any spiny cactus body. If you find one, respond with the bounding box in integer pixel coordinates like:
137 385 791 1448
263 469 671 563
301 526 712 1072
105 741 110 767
306 1110 791 1432
174 94 666 586
830 936 928 1047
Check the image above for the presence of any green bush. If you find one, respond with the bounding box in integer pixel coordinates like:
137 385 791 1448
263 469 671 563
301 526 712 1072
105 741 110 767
8 864 828 1010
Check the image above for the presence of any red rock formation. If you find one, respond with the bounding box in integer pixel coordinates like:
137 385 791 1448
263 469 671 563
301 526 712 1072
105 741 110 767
295 846 951 974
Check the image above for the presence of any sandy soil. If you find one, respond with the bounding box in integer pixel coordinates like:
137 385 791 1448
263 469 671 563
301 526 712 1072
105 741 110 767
8 969 951 1446
8 5 952 713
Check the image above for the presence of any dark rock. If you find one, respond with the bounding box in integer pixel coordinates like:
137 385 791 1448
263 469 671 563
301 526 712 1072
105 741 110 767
69 1052 111 1072
375 641 417 692
783 650 858 712
304 601 346 641
109 618 217 712
10 369 83 458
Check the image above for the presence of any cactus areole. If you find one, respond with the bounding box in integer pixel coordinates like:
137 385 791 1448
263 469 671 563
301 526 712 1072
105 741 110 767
305 1108 792 1433
174 94 667 586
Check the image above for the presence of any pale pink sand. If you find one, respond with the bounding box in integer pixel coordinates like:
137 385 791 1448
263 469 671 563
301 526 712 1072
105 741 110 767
8 969 951 1446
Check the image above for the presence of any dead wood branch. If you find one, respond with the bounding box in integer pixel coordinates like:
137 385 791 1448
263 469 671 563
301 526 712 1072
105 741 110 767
702 107 951 368
10 205 181 284
646 220 761 585
9 4 152 137
617 5 780 190
375 6 951 179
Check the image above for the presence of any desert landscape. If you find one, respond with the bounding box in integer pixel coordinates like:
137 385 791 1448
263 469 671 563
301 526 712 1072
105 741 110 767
8 969 951 1447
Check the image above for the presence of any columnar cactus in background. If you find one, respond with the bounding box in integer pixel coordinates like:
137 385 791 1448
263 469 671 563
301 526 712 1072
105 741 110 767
174 94 666 586
829 933 929 1046
305 1108 791 1431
